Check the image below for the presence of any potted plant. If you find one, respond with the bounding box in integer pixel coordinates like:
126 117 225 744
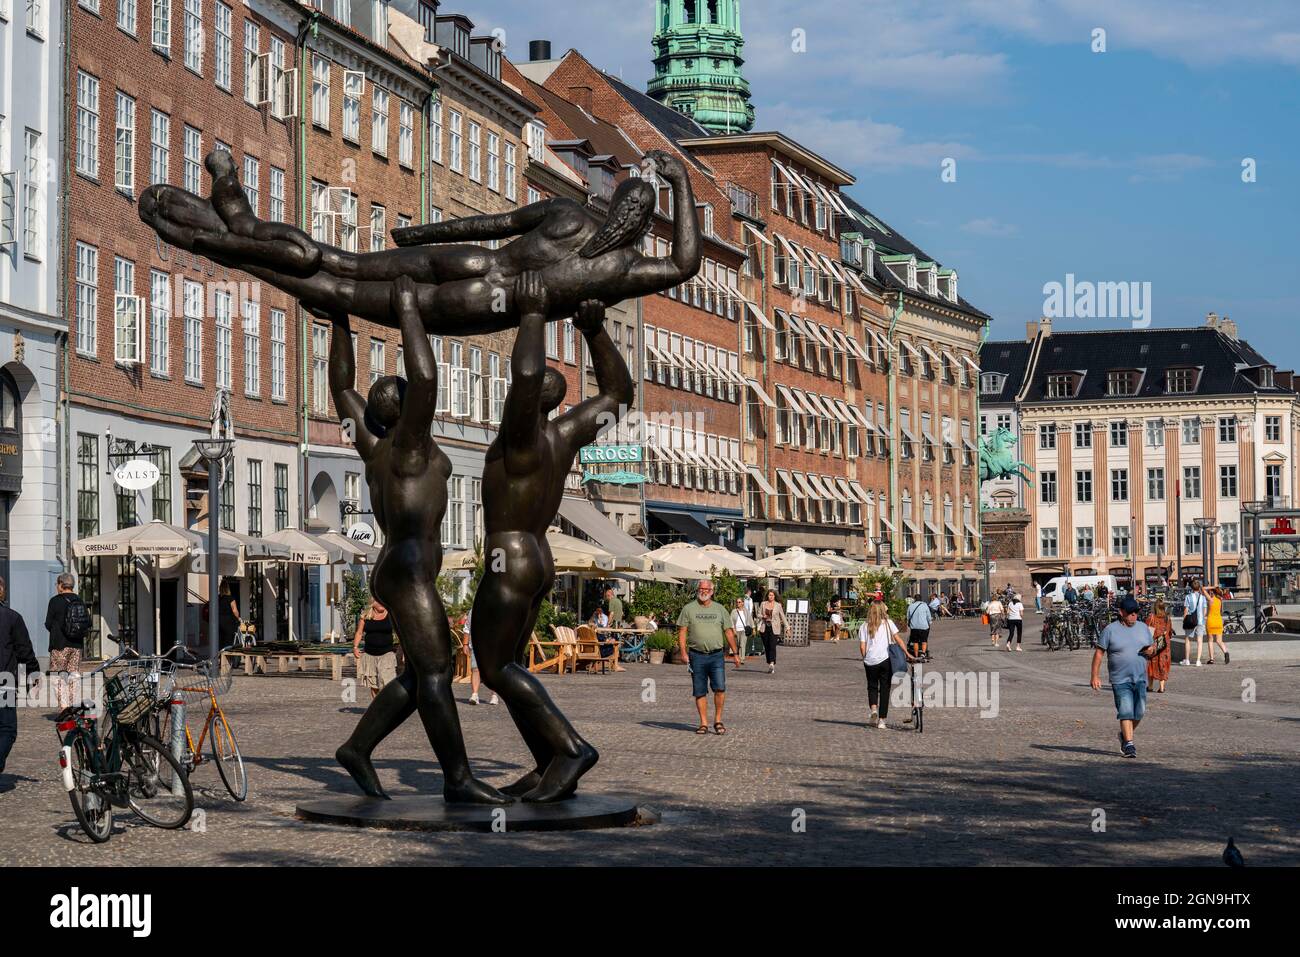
646 630 677 665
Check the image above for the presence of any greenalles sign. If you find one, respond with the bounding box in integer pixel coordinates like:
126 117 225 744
579 444 644 465
583 469 647 486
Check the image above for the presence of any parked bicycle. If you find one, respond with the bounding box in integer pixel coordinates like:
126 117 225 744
55 649 194 844
150 645 248 801
1222 609 1286 635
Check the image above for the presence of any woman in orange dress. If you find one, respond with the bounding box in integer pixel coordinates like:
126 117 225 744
1146 598 1173 693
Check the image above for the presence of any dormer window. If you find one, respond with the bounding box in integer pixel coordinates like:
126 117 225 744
1106 369 1141 397
1166 367 1198 394
1046 373 1080 399
939 269 957 302
980 372 1006 395
1258 366 1275 389
917 262 937 296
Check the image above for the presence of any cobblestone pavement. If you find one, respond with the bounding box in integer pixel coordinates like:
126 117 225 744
2 618 1297 866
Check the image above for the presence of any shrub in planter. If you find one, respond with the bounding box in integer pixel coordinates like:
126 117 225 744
646 629 677 664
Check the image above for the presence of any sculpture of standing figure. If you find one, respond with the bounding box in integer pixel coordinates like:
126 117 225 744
470 273 633 802
326 277 508 805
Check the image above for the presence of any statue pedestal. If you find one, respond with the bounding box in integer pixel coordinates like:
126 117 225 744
295 794 654 832
981 508 1033 601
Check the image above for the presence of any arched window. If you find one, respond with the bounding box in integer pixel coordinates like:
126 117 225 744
0 373 17 431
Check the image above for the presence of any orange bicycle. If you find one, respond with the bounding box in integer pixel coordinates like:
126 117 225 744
152 648 248 801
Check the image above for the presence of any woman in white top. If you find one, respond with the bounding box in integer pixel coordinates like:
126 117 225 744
858 600 914 729
1004 594 1025 650
985 596 1005 644
731 598 753 667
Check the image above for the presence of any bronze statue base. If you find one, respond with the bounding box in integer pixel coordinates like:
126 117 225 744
294 794 655 832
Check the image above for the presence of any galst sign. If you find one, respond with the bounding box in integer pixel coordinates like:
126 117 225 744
348 522 376 546
113 459 162 491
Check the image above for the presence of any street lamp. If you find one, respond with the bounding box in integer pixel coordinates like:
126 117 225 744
195 435 234 662
1243 500 1268 632
1193 517 1217 590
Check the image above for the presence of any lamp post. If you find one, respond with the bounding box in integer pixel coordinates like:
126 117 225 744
1243 500 1267 632
1193 517 1216 590
195 435 233 662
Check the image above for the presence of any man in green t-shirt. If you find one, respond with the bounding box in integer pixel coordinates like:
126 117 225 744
677 579 740 735
604 587 624 627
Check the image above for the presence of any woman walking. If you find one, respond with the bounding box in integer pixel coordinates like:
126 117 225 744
354 599 399 700
731 597 753 667
1145 598 1173 693
986 594 1005 645
1004 593 1025 651
858 600 914 729
1206 586 1230 664
756 589 788 674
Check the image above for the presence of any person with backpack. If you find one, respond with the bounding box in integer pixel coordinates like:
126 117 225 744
1 576 40 777
1181 581 1209 666
905 591 932 661
46 572 90 710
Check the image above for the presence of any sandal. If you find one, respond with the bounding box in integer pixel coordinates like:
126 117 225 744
713 723 727 735
695 725 709 735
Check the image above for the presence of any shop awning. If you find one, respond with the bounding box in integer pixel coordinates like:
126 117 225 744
776 470 804 501
647 508 717 545
743 221 774 247
745 300 775 329
920 344 941 366
962 355 981 375
803 322 836 350
964 523 980 538
836 478 859 503
823 478 852 503
783 311 811 339
803 474 834 500
842 402 870 427
902 518 920 534
846 270 871 295
879 515 896 532
849 481 872 503
823 399 852 424
801 392 833 419
746 466 778 496
558 496 646 559
790 471 819 501
746 378 777 408
776 384 810 415
899 340 922 361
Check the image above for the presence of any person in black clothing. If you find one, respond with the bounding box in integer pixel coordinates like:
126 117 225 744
46 572 88 710
353 599 398 699
218 579 242 649
1 576 41 776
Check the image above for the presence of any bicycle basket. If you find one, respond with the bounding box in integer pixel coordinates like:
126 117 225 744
103 671 155 726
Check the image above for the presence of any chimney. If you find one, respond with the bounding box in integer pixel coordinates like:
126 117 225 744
1026 321 1037 342
1206 311 1219 328
529 39 552 62
1029 317 1052 342
569 85 593 112
1220 316 1238 340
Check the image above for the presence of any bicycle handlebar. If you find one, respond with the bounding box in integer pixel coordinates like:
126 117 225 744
86 646 142 677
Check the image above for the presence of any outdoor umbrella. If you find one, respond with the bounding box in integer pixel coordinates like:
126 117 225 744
226 531 293 565
641 542 761 579
698 544 767 577
72 520 238 652
758 546 843 579
816 551 876 577
319 530 379 564
262 528 348 641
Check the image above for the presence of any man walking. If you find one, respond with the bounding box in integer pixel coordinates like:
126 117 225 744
1091 595 1155 758
45 573 90 710
1034 581 1043 613
604 587 624 627
1182 580 1209 666
677 580 741 735
905 591 932 661
0 577 40 779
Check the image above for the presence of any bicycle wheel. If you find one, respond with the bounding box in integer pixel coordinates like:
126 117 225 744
209 710 248 801
123 731 193 829
64 732 113 844
1224 619 1245 636
1262 620 1286 634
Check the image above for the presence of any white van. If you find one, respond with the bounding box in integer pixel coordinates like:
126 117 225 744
1040 574 1119 607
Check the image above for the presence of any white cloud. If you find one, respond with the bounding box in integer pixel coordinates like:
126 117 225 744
762 103 979 170
961 217 1020 237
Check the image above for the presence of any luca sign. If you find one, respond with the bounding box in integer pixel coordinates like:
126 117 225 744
113 459 162 491
579 444 643 465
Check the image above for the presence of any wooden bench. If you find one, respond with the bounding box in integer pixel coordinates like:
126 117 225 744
529 634 573 674
220 650 349 681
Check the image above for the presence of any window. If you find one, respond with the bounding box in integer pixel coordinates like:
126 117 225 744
21 129 41 256
26 0 46 34
219 465 234 531
1106 370 1139 396
113 257 140 364
342 71 362 142
1146 467 1165 501
149 110 169 185
243 298 260 396
152 0 171 52
1075 470 1092 503
1040 528 1058 558
1145 418 1164 447
149 270 169 376
448 110 462 173
76 72 100 178
1110 468 1128 502
312 324 328 413
1076 527 1094 557
214 288 233 389
1182 417 1200 444
183 0 203 73
1183 466 1201 500
1147 525 1166 555
238 156 259 215
312 55 330 128
75 243 99 356
1266 463 1283 501
183 279 203 383
338 189 357 251
369 203 386 252
369 338 385 386
1184 524 1202 555
398 101 413 166
487 132 499 192
1109 420 1128 447
1046 373 1076 399
151 448 172 523
1039 424 1056 450
1166 368 1196 393
430 99 442 164
1265 415 1282 442
247 460 263 536
244 21 261 104
371 87 389 155
1220 523 1239 552
468 121 481 182
1074 422 1092 449
1040 470 1057 505
183 125 201 193
273 463 289 531
1218 417 1237 443
214 3 232 90
1111 526 1130 557
1219 464 1238 498
979 372 1005 394
504 143 517 201
270 308 286 401
269 167 285 222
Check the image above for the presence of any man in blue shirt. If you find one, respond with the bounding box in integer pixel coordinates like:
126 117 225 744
1181 581 1208 666
1091 595 1155 758
906 591 933 661
1064 581 1078 605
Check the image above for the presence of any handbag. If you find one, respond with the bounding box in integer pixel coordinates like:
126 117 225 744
981 613 989 626
887 640 908 675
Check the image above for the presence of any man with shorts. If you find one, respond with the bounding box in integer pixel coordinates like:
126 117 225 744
677 580 741 735
905 591 932 661
1091 595 1155 758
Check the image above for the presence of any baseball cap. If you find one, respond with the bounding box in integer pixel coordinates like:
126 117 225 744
1119 595 1140 614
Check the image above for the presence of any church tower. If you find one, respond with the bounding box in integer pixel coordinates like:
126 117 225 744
647 0 755 134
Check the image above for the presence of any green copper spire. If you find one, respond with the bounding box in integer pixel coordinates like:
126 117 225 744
647 0 755 134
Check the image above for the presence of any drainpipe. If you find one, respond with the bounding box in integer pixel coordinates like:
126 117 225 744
58 0 74 575
887 293 904 575
295 12 319 530
420 88 435 223
977 319 991 603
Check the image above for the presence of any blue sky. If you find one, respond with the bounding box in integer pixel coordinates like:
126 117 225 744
458 1 1299 362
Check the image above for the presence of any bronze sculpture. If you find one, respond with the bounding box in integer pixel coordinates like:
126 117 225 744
138 148 701 809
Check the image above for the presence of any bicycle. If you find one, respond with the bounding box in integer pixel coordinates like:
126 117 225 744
55 649 194 844
151 645 248 801
1222 610 1285 635
909 660 924 733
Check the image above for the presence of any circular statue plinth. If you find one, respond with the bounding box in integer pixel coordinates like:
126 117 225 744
295 794 655 832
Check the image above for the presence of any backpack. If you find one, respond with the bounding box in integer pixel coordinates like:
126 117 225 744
62 596 91 643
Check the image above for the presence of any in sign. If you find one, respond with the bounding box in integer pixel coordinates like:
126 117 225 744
114 459 162 491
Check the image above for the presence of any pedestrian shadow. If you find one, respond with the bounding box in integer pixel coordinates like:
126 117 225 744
813 718 867 729
639 720 703 733
1031 744 1118 757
